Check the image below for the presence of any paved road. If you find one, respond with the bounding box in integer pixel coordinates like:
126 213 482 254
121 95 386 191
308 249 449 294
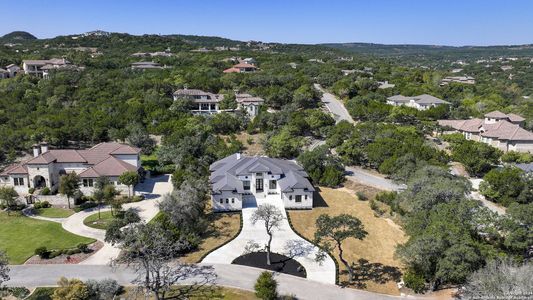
6 264 413 300
202 195 336 284
346 166 405 192
314 84 355 124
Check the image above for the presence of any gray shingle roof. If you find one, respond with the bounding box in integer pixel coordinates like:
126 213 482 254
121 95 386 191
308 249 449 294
210 154 314 193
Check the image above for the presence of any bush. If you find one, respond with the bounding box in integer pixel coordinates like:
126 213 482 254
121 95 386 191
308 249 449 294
122 208 141 224
254 271 278 300
35 246 49 259
42 201 51 208
66 249 81 255
48 250 63 259
74 201 98 212
86 279 123 299
369 200 385 216
356 191 368 201
131 195 144 202
40 187 51 195
77 243 89 253
28 188 35 195
404 271 426 293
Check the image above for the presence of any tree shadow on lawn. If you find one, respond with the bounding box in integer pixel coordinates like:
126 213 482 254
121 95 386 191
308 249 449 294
340 258 402 289
203 211 240 239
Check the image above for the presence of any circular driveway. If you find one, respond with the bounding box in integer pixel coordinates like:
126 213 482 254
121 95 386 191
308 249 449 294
202 194 337 284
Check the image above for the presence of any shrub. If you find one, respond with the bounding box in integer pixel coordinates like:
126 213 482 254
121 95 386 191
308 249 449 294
86 279 123 299
77 243 89 253
41 201 51 208
254 271 278 300
2 287 30 299
35 246 49 259
75 201 97 212
404 271 426 293
247 137 255 145
48 250 63 259
369 200 385 216
34 202 42 209
122 208 141 224
131 195 144 202
66 249 81 255
40 187 51 195
356 191 368 201
28 188 35 195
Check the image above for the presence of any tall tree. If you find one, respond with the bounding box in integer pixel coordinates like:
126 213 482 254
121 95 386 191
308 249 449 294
112 222 216 300
314 214 368 282
59 172 80 209
118 171 140 198
93 177 110 219
0 187 19 215
251 204 284 265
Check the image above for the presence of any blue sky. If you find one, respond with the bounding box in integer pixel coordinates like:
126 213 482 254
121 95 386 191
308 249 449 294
2 0 532 46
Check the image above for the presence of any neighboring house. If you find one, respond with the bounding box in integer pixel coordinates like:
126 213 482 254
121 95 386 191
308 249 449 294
22 58 77 78
440 76 475 86
0 142 141 196
173 88 264 117
223 62 259 73
0 68 8 79
438 111 533 153
387 94 450 110
6 64 20 77
131 61 163 70
377 80 395 89
0 64 20 79
236 93 264 117
173 88 223 114
209 154 315 211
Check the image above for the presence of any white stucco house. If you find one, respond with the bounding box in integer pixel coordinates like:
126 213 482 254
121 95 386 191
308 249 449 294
22 58 80 78
387 94 450 110
0 142 142 196
438 111 533 153
173 88 264 117
209 154 315 212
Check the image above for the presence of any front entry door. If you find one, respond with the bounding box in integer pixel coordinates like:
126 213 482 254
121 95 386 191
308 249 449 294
256 178 263 192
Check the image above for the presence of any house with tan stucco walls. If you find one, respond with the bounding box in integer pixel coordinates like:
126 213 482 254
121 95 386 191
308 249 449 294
438 111 533 153
0 142 142 196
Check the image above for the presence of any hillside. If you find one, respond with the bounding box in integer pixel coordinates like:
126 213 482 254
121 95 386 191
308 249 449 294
1 31 37 41
322 42 533 58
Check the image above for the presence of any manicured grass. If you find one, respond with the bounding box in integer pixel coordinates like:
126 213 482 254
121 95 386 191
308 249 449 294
0 212 95 264
287 184 407 295
83 211 115 230
181 212 241 263
34 207 74 218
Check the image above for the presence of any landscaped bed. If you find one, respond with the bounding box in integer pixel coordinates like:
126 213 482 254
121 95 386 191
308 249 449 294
287 184 406 295
83 211 115 230
34 207 74 218
0 212 95 264
28 285 258 300
180 211 241 263
232 251 306 278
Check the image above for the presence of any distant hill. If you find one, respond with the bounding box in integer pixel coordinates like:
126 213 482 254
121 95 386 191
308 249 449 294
322 42 533 58
1 31 37 41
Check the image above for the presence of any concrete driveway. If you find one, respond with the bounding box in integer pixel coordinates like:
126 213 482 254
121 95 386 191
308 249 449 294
202 195 337 284
55 175 172 265
314 83 355 124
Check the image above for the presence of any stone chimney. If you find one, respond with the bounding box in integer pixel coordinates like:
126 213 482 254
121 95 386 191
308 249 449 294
32 144 41 157
40 142 49 153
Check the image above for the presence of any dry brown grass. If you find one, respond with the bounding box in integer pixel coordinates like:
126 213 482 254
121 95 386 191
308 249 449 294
222 132 265 156
287 184 407 295
181 212 241 263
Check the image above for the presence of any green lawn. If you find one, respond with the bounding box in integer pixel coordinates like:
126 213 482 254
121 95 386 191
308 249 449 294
35 207 74 218
0 212 95 264
83 211 115 230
